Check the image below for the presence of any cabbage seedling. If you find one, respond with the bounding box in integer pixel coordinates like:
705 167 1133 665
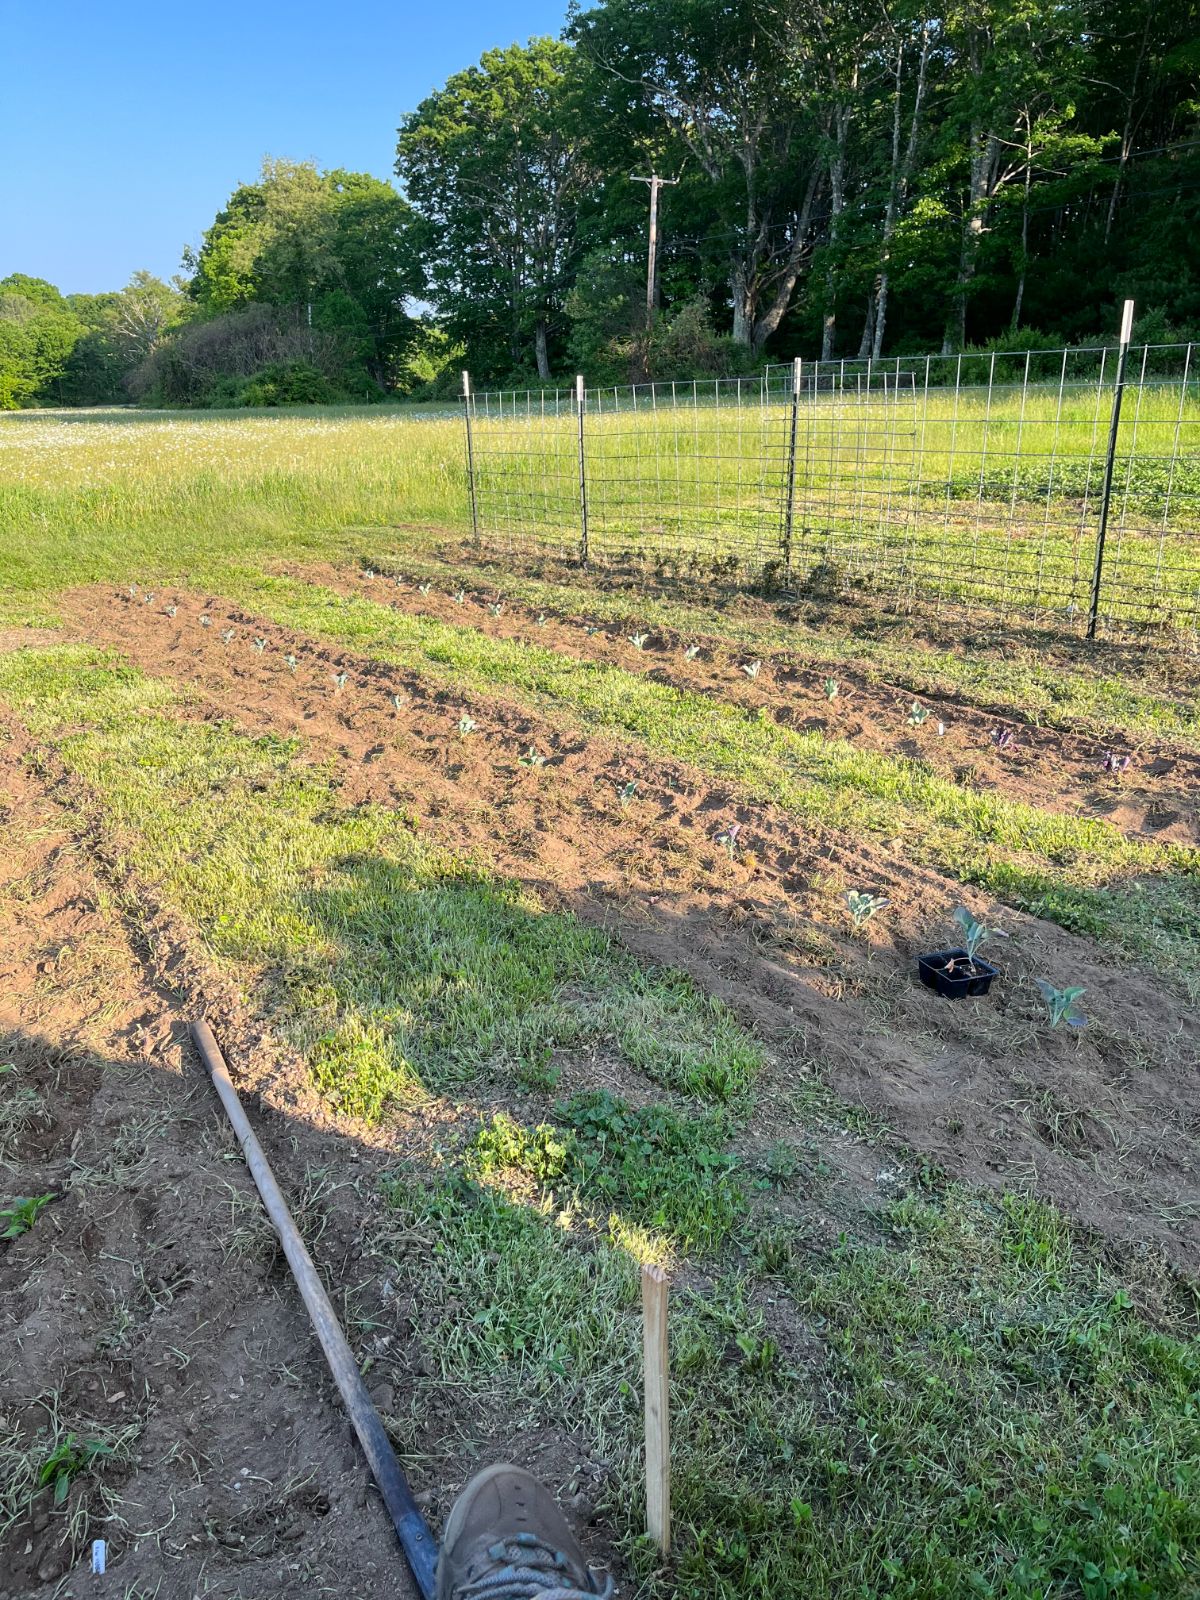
220 628 235 644
333 672 349 691
199 615 211 628
684 644 701 660
823 678 839 701
536 613 548 626
127 584 137 597
992 726 1018 751
629 632 648 650
391 694 405 712
619 780 638 806
844 890 890 930
907 701 929 726
284 654 298 671
453 590 466 604
418 582 432 596
165 604 177 618
363 568 375 580
1036 979 1086 1028
715 821 742 859
489 603 504 618
458 714 477 736
742 660 762 679
1102 751 1131 774
951 906 1007 961
519 746 547 767
253 638 267 653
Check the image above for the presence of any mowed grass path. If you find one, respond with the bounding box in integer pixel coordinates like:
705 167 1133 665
220 572 1200 990
1 642 1196 1600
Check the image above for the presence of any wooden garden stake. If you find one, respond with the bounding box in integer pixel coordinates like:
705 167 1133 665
641 1262 671 1555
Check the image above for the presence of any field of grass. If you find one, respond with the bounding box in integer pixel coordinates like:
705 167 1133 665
2 402 1199 1599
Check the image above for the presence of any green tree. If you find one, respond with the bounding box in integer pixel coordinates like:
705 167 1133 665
396 39 595 381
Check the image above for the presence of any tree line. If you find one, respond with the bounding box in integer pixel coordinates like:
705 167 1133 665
4 0 1197 408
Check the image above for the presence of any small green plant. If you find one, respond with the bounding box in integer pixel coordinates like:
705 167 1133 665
418 582 432 596
684 644 701 660
253 637 267 652
629 632 648 650
199 614 211 628
742 660 762 679
453 590 466 604
284 653 298 671
333 671 349 691
519 746 547 767
164 603 177 618
907 701 930 726
143 591 155 604
221 628 235 644
951 905 1008 962
1036 980 1087 1029
823 677 839 701
536 613 548 626
715 821 742 859
127 584 137 597
458 714 477 737
2 1193 55 1239
363 568 375 580
844 890 890 930
391 694 405 712
619 779 638 806
38 1434 116 1506
489 602 504 617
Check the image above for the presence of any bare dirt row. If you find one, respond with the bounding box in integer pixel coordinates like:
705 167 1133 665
59 583 1200 1271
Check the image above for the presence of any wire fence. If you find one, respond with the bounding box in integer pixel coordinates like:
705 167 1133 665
461 322 1200 643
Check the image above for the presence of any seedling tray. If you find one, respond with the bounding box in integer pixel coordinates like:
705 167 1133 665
917 947 999 999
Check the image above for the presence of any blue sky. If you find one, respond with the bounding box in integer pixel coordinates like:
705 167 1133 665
1 0 568 295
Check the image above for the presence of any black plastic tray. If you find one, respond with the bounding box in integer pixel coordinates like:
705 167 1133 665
917 948 999 998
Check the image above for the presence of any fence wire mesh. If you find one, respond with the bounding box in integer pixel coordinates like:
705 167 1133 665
462 340 1200 642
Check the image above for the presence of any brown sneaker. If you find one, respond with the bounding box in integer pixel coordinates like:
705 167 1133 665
436 1463 612 1600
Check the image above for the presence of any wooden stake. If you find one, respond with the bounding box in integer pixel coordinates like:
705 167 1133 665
641 1262 671 1555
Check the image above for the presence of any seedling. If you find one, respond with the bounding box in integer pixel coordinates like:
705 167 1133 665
715 821 742 859
220 628 235 644
453 590 466 604
391 694 405 712
844 890 890 930
284 654 298 671
823 677 839 701
333 672 349 691
489 602 504 618
629 632 648 650
950 906 1007 963
1102 750 1131 774
992 726 1019 752
1036 979 1087 1029
458 714 477 736
2 1193 55 1239
518 746 547 767
619 780 639 807
536 613 548 626
586 626 600 637
907 701 929 726
684 644 701 660
253 638 267 653
127 584 137 597
164 603 177 618
742 660 762 680
199 614 211 628
418 582 432 596
143 592 155 604
363 568 375 580
38 1435 116 1507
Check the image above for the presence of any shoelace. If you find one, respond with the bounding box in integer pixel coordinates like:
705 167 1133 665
455 1532 615 1600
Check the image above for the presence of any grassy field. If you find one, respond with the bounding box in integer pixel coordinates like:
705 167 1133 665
2 403 1199 1598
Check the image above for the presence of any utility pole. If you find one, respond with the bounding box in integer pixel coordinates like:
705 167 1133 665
630 173 679 329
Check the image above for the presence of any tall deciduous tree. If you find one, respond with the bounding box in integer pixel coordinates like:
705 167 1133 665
396 39 594 381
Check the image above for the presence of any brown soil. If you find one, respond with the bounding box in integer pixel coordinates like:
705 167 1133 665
0 698 634 1599
315 560 1200 847
56 583 1200 1274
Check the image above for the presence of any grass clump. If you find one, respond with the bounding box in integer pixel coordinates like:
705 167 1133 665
0 646 761 1118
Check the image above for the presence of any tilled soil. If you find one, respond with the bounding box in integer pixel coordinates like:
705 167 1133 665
0 715 421 1600
57 583 1200 1271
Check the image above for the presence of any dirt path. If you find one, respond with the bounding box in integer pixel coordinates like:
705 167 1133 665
57 585 1200 1273
317 559 1200 849
0 714 420 1599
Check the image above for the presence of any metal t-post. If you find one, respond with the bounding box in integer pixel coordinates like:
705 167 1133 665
462 370 479 544
1087 300 1135 639
781 357 802 581
576 374 590 565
